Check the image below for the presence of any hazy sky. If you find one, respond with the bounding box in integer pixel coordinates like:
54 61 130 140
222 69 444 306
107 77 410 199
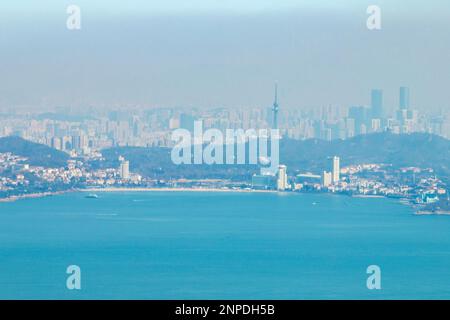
1 0 450 112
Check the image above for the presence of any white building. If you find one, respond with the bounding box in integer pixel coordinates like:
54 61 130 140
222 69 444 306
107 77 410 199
322 171 332 187
332 156 340 184
119 160 130 180
277 165 288 191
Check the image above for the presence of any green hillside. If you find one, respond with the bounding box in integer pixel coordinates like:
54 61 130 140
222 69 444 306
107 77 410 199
0 136 69 168
96 132 450 182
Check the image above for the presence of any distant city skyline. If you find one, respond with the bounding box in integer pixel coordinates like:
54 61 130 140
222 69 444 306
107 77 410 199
1 1 450 111
1 84 449 157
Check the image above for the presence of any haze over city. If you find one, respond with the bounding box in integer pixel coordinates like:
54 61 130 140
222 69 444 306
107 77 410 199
1 0 450 111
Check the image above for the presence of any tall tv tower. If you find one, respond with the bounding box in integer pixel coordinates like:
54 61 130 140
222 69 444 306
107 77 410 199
272 83 279 129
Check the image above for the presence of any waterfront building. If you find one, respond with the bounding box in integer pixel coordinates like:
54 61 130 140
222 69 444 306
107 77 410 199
332 156 340 184
120 160 130 180
277 165 288 191
322 171 332 187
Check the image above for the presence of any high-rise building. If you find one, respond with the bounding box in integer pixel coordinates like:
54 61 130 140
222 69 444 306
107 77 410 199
332 156 340 184
400 87 410 110
396 109 408 123
371 89 383 119
80 134 88 150
371 118 381 132
120 160 130 180
322 171 332 187
51 137 62 150
277 165 288 191
62 136 72 151
71 135 81 151
345 118 355 138
348 106 370 135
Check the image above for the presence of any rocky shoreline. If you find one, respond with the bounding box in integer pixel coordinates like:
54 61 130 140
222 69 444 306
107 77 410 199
0 190 69 203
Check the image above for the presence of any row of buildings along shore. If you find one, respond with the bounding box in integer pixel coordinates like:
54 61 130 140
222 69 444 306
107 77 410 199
252 156 447 206
0 148 448 213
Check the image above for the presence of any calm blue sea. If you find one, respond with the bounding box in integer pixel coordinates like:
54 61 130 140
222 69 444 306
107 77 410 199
0 191 450 299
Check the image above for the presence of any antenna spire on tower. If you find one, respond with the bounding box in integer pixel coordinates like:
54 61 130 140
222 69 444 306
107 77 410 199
272 82 279 129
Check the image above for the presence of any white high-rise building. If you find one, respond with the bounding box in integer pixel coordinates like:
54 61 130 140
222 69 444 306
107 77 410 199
277 165 288 191
322 171 332 187
120 160 130 180
332 156 340 184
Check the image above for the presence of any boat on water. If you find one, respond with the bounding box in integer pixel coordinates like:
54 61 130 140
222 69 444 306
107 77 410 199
85 193 99 199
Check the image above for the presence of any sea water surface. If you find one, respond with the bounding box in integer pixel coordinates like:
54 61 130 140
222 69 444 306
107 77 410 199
1 191 450 299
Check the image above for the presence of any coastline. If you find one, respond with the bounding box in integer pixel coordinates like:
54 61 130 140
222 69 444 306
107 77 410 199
415 210 450 216
0 187 276 203
80 187 276 193
1 188 443 215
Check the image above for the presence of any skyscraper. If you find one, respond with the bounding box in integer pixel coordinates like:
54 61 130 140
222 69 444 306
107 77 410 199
272 83 279 129
371 89 383 119
348 106 370 135
120 160 130 180
332 156 340 184
322 171 332 187
400 87 410 110
277 165 287 191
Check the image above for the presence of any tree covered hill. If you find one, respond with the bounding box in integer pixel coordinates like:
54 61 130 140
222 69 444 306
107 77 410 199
281 132 450 174
0 136 69 168
1 133 447 182
96 146 258 181
97 132 450 182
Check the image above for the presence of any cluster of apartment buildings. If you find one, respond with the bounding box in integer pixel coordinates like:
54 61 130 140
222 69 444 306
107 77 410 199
252 156 447 203
1 145 447 205
0 152 138 196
